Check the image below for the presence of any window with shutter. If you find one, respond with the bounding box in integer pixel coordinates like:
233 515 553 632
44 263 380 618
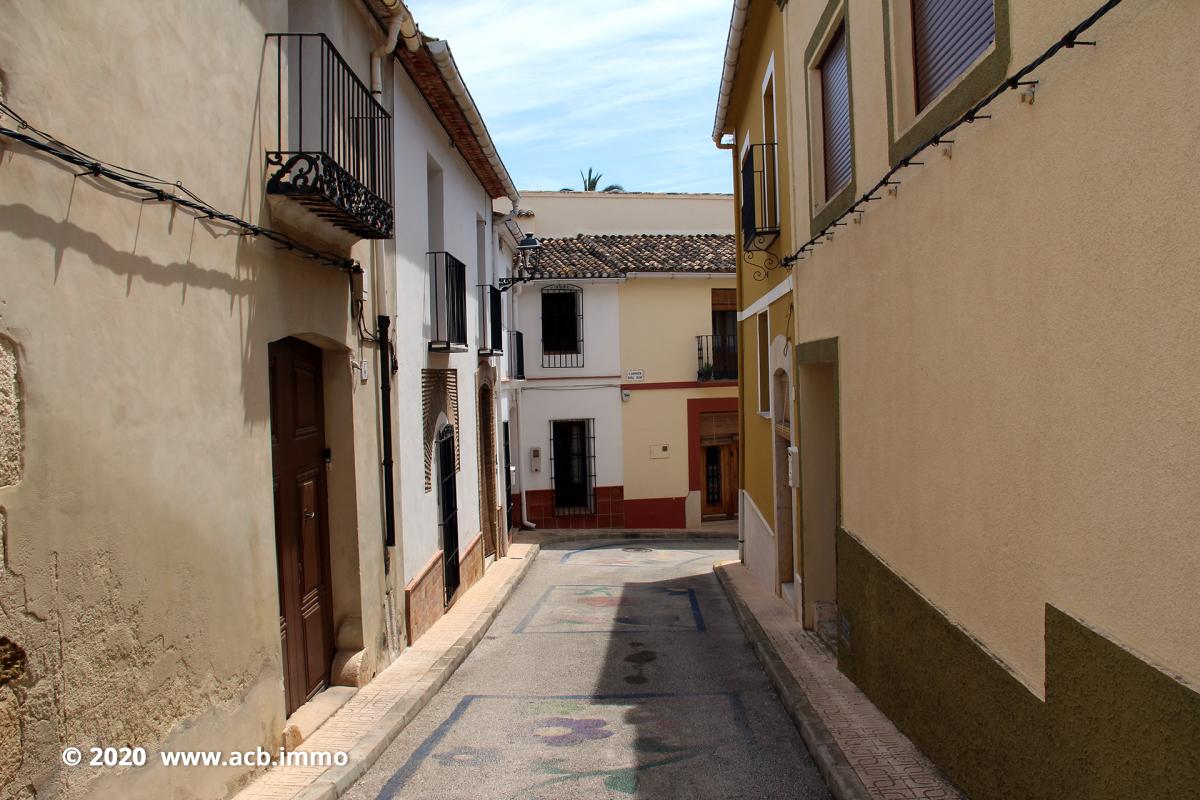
819 24 852 200
912 0 996 111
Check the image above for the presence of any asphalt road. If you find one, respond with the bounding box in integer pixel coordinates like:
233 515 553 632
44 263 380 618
344 538 831 800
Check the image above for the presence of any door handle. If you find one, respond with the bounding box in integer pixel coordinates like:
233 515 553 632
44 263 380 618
303 511 316 520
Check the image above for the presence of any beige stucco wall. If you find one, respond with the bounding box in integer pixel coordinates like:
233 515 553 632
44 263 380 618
515 191 733 237
0 2 398 798
781 0 1200 690
617 274 737 502
618 276 736 384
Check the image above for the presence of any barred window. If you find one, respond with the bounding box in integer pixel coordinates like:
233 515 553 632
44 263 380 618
541 285 583 368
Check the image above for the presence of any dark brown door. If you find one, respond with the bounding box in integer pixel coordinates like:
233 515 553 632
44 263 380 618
722 443 739 518
269 337 334 716
702 443 740 520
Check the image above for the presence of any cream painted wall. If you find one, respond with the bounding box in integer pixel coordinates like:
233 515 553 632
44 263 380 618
781 0 1200 689
618 275 736 384
621 387 736 502
517 192 733 237
0 2 395 798
617 275 737 502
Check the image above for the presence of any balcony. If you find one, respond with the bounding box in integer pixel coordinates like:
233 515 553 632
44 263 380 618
509 331 525 380
266 34 393 242
429 252 467 352
696 335 737 382
478 286 504 357
740 143 780 251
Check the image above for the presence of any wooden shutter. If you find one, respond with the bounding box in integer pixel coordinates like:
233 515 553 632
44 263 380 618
711 289 737 312
912 0 996 111
820 24 852 200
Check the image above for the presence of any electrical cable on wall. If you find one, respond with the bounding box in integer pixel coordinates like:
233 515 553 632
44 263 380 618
0 99 361 274
777 0 1125 269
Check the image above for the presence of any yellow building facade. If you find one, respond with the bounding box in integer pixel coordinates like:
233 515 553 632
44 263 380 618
715 1 1200 798
715 2 803 604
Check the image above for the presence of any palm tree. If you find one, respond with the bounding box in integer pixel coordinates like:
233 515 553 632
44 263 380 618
575 168 624 193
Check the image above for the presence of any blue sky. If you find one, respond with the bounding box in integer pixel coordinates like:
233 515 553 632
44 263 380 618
405 0 735 194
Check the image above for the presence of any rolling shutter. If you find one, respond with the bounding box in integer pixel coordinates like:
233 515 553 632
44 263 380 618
912 0 996 111
820 24 852 200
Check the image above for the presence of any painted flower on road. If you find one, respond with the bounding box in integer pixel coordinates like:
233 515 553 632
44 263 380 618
529 717 614 747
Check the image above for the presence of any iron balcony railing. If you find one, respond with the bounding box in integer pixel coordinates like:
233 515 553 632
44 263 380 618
740 142 780 251
429 252 467 351
697 335 738 382
478 286 504 356
265 33 394 239
509 331 525 380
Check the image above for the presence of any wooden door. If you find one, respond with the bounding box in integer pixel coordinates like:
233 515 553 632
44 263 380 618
702 443 740 520
269 338 334 717
722 443 739 517
702 445 724 518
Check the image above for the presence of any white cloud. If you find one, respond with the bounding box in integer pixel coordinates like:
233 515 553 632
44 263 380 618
405 0 735 193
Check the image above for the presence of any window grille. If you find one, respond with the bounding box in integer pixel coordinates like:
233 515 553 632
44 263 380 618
549 418 596 515
541 285 584 368
429 252 468 351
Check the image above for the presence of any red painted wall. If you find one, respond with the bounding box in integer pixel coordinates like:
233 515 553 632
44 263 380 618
624 497 688 528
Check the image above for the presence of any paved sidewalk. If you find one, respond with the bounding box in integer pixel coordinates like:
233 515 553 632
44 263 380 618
715 561 964 800
232 543 539 800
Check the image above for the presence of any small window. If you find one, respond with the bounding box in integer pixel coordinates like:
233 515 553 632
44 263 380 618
819 23 852 200
550 418 595 514
912 0 996 111
541 285 583 368
757 312 770 414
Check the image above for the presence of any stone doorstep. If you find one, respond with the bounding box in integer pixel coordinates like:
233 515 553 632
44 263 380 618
231 543 539 800
282 687 357 749
713 561 964 800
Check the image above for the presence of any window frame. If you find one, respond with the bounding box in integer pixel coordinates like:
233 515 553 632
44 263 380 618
804 0 857 235
756 311 771 417
549 418 596 515
882 0 1010 168
540 284 584 368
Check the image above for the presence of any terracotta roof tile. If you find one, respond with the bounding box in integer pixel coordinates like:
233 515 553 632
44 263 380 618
535 233 735 280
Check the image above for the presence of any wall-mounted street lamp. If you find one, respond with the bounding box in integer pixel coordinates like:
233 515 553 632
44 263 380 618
499 232 542 290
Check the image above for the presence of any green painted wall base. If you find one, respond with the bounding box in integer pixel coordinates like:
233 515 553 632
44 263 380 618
836 529 1200 800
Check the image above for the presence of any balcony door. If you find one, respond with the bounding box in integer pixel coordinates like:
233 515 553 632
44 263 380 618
711 290 738 381
268 337 334 716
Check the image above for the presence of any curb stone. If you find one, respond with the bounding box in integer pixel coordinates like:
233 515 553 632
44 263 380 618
713 562 872 800
289 545 540 800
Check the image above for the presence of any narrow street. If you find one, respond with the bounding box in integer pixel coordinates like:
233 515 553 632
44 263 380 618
344 539 831 800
